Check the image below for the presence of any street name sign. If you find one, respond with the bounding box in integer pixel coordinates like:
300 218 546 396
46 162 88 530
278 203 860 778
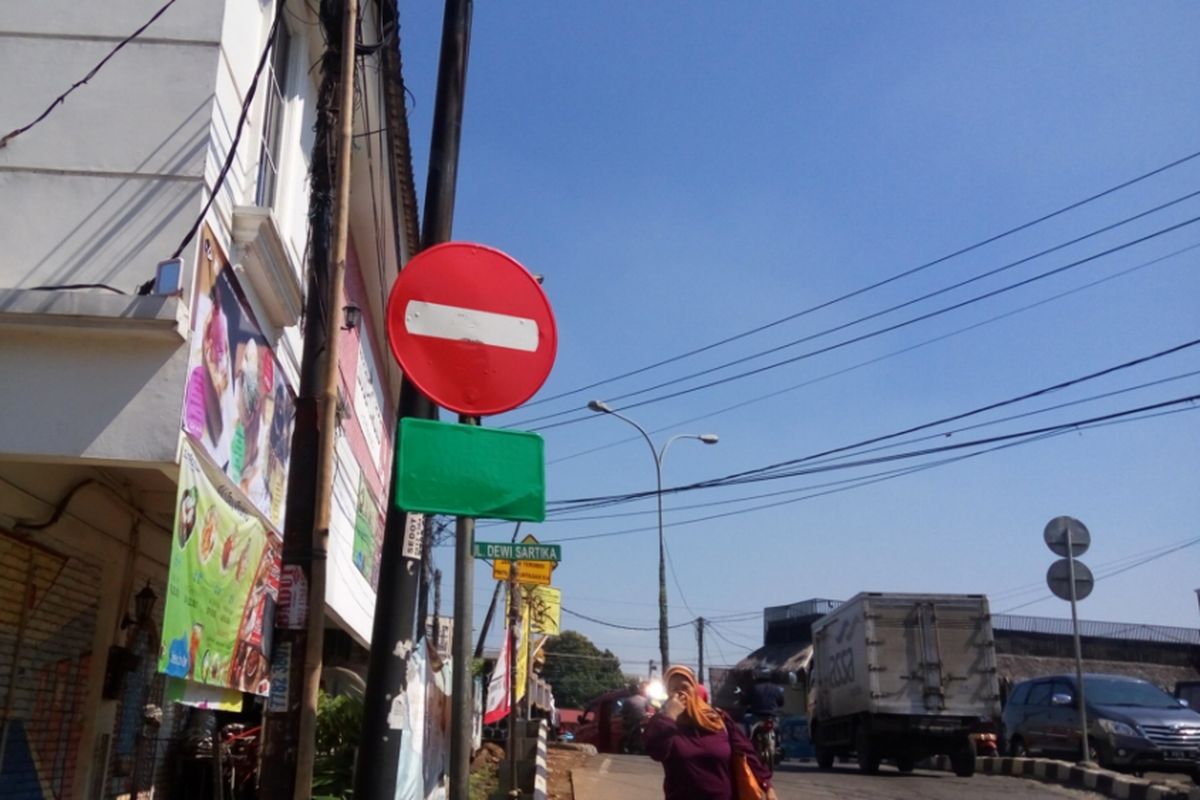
394 418 545 521
472 541 561 562
385 242 557 416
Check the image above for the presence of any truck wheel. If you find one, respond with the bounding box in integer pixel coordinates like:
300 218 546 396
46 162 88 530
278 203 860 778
896 756 916 773
815 745 835 770
856 727 881 775
952 743 977 777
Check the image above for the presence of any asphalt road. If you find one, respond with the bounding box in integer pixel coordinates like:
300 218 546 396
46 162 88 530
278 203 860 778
572 755 1100 800
769 761 1097 800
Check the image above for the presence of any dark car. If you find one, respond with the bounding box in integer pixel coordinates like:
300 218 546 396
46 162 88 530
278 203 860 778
1003 674 1200 778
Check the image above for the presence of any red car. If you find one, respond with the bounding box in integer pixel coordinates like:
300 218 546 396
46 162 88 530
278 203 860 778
575 687 654 754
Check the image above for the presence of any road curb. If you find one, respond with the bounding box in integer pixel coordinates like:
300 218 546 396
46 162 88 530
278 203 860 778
924 755 1200 799
533 720 549 800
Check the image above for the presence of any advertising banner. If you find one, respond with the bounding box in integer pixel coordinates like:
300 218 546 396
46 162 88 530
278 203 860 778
159 442 281 695
526 585 561 635
182 226 294 529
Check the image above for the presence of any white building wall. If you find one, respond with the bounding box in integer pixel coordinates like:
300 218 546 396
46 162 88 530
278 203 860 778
0 0 324 464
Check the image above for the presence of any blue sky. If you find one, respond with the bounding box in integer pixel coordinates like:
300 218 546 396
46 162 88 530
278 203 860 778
399 2 1200 675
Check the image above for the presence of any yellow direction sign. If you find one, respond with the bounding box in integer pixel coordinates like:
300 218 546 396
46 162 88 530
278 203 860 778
492 559 553 585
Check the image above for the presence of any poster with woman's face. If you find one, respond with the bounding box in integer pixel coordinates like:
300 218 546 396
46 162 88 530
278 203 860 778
182 227 295 529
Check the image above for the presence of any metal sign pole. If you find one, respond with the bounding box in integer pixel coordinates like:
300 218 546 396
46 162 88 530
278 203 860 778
1066 535 1092 764
507 575 520 798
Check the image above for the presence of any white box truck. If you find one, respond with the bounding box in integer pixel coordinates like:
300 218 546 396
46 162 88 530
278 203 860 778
807 592 1001 776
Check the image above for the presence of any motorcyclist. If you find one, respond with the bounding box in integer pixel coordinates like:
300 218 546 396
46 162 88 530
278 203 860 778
745 666 785 729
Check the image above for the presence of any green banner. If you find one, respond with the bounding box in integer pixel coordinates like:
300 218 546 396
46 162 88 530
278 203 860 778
159 441 281 695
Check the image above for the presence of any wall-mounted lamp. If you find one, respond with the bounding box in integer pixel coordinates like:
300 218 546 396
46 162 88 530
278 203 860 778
342 303 362 331
121 581 158 630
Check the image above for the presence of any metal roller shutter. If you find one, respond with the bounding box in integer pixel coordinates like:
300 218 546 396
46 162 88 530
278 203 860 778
0 532 100 800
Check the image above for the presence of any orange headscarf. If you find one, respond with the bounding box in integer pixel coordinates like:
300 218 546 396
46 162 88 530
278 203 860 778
664 665 724 733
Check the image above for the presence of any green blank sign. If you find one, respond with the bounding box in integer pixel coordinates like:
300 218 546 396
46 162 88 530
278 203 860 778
394 418 546 522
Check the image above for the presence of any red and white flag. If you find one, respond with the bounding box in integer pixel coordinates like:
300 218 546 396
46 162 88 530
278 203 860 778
484 627 511 724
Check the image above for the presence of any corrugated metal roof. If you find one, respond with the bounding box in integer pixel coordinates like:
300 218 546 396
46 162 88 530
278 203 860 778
996 654 1199 689
993 614 1200 645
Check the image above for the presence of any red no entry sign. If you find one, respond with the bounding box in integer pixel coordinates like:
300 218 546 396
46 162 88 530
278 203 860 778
385 242 557 416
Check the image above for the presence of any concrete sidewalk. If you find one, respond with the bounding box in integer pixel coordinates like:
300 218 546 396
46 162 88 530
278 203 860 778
572 754 662 800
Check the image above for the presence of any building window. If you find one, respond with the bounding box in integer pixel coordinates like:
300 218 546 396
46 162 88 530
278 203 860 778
255 23 292 208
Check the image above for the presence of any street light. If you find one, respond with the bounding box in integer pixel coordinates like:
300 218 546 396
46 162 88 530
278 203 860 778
587 400 718 671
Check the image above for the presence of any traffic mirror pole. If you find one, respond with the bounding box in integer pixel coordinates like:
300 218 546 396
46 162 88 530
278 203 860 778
353 0 473 797
1067 536 1092 765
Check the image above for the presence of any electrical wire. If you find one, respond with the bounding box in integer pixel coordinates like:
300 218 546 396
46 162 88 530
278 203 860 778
531 215 1200 432
543 368 1200 524
707 625 732 669
512 190 1200 429
170 5 283 260
356 55 389 312
696 338 1200 490
706 621 759 652
996 536 1200 614
561 606 694 632
988 533 1200 604
550 338 1200 511
514 149 1200 411
541 400 1200 542
1 0 182 149
544 241 1200 467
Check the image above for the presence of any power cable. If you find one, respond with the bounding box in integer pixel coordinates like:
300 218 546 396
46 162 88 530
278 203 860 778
356 55 389 308
545 241 1200 467
552 340 1200 515
532 215 1200 433
513 190 1200 429
547 430 1076 543
514 149 1200 410
170 5 283 260
542 369 1200 524
1 0 182 148
996 536 1200 614
989 533 1200 604
561 606 694 632
703 338 1200 489
706 621 759 653
550 338 1200 511
708 625 732 669
541 399 1200 542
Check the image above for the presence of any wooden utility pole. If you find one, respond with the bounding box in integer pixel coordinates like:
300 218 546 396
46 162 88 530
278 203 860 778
292 1 358 797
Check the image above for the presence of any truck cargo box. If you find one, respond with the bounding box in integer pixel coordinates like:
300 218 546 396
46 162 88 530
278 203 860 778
812 592 1000 721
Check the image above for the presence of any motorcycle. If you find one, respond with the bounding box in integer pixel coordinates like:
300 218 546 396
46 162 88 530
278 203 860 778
749 715 783 772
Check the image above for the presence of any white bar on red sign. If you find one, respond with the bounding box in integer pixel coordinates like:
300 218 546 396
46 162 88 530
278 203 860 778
404 300 539 352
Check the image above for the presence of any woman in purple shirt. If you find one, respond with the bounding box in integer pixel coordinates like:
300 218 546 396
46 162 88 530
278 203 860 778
644 666 777 800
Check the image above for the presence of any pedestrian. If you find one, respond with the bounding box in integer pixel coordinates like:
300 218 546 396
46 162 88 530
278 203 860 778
644 665 777 800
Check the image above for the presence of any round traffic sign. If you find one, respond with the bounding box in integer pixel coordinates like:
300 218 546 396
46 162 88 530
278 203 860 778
385 243 557 416
1043 516 1091 558
1046 558 1095 602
